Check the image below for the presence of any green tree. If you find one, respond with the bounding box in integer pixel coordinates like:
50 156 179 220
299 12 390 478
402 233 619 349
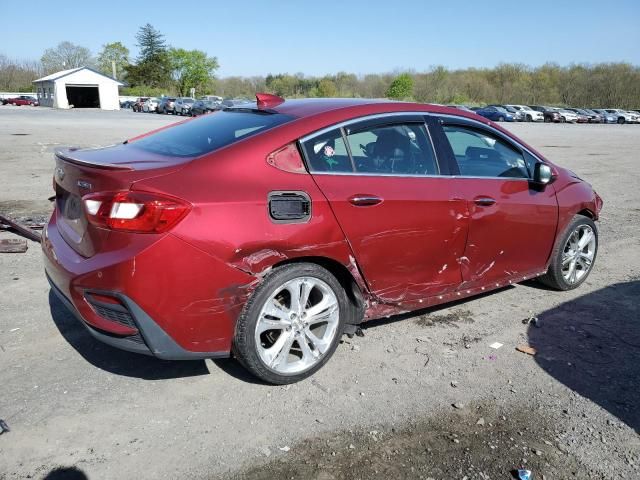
41 41 93 74
386 73 413 100
168 48 219 96
97 42 130 79
126 24 172 88
136 24 167 61
316 78 337 97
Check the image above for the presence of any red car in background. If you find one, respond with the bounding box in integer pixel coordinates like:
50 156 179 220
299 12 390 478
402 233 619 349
43 94 603 384
3 95 38 106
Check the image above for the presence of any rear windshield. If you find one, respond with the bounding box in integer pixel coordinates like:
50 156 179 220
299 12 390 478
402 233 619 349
130 110 294 158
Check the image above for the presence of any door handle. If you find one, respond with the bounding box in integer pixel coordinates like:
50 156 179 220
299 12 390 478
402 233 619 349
474 197 496 206
349 195 383 207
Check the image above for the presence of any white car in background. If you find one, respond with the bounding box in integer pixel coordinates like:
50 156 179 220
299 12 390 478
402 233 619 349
554 109 579 123
142 98 159 113
507 105 544 122
604 109 640 124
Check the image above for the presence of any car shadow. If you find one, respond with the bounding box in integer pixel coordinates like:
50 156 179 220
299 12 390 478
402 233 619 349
42 466 88 480
49 290 210 380
527 280 640 433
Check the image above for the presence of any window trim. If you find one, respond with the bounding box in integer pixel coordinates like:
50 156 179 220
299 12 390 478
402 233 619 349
435 114 547 181
299 113 443 177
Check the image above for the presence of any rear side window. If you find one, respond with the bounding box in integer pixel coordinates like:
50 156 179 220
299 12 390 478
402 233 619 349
346 123 438 175
443 125 529 178
131 110 294 158
301 129 353 173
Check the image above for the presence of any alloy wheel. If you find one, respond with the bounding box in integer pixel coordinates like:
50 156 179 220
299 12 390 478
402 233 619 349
254 276 340 374
561 224 596 285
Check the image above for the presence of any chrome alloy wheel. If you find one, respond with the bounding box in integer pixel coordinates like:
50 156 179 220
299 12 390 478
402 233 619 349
561 224 596 285
255 277 340 374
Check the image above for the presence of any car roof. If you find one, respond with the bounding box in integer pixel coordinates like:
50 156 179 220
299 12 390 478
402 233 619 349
257 97 494 122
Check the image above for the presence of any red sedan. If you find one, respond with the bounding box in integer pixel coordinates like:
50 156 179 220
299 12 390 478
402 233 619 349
43 94 603 383
3 95 38 106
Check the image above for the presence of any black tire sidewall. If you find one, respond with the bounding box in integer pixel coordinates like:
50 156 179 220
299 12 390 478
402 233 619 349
544 215 598 290
234 263 348 384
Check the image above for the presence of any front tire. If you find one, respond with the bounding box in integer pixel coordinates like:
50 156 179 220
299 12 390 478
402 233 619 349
539 215 598 290
233 263 348 384
526 114 532 122
498 116 505 122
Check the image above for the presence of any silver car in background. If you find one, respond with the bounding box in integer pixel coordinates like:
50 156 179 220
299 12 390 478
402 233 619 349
174 97 195 116
507 105 544 122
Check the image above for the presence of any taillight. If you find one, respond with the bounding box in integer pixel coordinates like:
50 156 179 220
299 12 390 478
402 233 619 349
82 191 191 233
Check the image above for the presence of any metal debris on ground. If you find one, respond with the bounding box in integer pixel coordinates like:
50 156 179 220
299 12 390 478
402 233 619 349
0 419 9 434
489 342 503 349
522 316 541 327
0 239 28 253
516 345 537 356
0 214 42 243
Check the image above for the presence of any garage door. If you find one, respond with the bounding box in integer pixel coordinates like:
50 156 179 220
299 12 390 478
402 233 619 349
66 85 100 108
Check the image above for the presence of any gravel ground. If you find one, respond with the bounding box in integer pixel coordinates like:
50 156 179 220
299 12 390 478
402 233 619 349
0 107 638 480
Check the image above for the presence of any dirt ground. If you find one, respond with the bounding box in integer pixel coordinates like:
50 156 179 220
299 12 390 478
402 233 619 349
0 107 638 480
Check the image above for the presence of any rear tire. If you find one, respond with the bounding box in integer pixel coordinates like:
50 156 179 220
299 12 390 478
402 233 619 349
539 215 598 291
526 114 532 122
617 117 625 124
233 263 348 384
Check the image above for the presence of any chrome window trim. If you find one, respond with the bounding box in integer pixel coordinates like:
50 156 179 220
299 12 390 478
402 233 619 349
298 110 546 179
300 111 442 177
436 113 547 166
299 111 432 144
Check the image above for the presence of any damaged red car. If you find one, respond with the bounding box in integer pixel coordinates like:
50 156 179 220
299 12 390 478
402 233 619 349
43 94 603 383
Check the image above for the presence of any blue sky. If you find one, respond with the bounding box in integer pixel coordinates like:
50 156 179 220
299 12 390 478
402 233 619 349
2 0 639 76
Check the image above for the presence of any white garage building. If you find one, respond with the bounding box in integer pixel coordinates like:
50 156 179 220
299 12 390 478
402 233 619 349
33 67 124 110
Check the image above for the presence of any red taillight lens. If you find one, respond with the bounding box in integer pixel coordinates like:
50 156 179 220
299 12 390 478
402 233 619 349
82 191 191 233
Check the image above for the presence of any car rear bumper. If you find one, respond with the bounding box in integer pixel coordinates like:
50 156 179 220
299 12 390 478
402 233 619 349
41 211 250 360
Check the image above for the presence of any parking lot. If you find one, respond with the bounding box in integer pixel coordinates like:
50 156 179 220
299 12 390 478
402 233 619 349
0 107 639 479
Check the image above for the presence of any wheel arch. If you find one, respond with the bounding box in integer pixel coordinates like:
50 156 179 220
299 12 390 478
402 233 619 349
271 255 366 325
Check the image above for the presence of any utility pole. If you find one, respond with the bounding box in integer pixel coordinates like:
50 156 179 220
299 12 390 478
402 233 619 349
112 60 117 80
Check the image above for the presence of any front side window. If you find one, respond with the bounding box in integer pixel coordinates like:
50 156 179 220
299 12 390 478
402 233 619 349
346 123 438 175
443 125 529 178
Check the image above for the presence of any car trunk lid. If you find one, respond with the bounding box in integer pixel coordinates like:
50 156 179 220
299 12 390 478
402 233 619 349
53 145 189 257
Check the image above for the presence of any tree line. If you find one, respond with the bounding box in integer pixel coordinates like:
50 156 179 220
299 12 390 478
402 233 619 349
0 25 638 108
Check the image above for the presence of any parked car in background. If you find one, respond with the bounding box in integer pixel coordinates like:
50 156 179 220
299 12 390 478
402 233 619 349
132 98 148 112
568 108 602 123
3 95 38 106
221 98 253 107
489 105 525 121
591 109 618 124
445 105 475 113
190 99 221 116
554 109 580 123
120 100 135 109
43 94 603 384
506 105 544 122
174 97 195 116
157 97 177 114
200 95 223 103
142 98 160 113
623 111 640 124
530 106 562 123
562 109 588 123
604 109 639 124
474 106 515 122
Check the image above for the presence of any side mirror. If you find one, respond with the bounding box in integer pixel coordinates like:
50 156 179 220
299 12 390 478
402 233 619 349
533 162 554 185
